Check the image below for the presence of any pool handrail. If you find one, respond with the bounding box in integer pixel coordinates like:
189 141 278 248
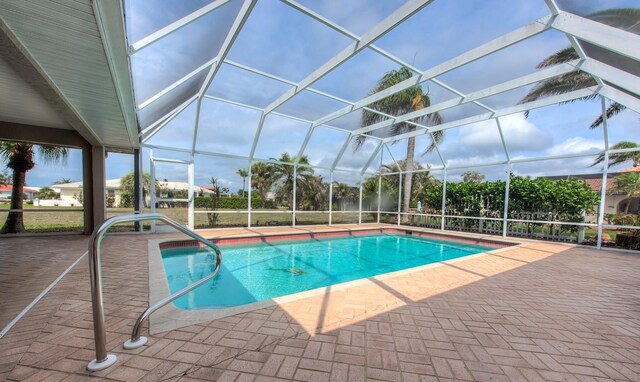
87 213 222 371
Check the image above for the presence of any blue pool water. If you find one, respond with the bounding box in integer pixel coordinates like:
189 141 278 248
161 234 496 310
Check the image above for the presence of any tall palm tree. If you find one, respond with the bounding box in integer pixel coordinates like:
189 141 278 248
614 173 640 213
236 168 249 196
332 182 354 211
592 141 640 168
250 162 273 199
380 160 437 201
120 171 155 208
0 142 68 233
300 176 328 211
357 67 443 220
520 8 640 127
269 153 314 208
54 177 72 184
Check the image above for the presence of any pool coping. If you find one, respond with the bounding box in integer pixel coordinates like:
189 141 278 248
147 227 520 334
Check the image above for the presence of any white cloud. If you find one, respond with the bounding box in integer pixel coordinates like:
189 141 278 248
440 114 549 163
545 137 603 157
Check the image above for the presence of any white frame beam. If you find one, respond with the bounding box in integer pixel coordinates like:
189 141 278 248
264 0 433 115
598 85 640 114
384 87 598 143
550 12 640 62
129 0 233 54
311 15 552 128
352 60 581 136
578 59 640 100
140 97 197 142
248 0 434 161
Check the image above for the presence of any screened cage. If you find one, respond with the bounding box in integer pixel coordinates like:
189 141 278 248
121 0 640 250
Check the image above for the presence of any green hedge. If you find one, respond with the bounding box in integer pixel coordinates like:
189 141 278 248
195 196 275 209
415 175 598 219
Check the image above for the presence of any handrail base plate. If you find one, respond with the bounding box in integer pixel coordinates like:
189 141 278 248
87 354 117 371
124 336 148 349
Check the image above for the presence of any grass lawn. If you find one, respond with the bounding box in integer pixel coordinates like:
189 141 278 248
0 204 626 247
584 227 618 241
0 205 375 233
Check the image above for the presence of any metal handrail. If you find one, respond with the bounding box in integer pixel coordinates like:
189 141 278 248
87 213 222 371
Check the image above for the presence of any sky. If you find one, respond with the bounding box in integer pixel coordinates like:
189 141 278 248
4 0 639 191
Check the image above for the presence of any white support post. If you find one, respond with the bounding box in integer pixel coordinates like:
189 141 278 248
358 176 364 225
397 172 402 226
377 174 382 224
149 150 156 233
597 96 610 250
495 118 510 161
502 163 511 238
295 125 315 166
187 162 194 230
247 162 252 228
597 154 609 250
292 165 297 227
190 98 203 157
329 171 333 225
136 148 144 232
441 169 447 231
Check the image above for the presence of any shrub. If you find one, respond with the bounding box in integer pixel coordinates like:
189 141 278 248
195 196 273 209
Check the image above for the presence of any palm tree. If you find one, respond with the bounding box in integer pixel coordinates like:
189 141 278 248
269 153 314 208
299 176 328 211
462 171 485 183
120 171 155 208
250 162 273 199
614 173 640 213
379 160 437 201
0 142 68 233
236 168 249 197
592 141 640 168
357 67 443 220
0 169 10 185
519 8 640 127
54 177 72 184
333 182 354 211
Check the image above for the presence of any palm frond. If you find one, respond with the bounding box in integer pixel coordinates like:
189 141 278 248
591 141 640 167
589 102 627 129
536 47 579 68
587 8 640 33
38 145 69 164
358 67 443 153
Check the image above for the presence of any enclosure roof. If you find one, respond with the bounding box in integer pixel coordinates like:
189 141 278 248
125 1 639 175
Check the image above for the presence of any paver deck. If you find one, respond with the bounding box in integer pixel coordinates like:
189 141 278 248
1 224 639 381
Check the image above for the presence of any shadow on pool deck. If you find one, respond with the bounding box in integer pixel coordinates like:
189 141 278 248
1 227 639 381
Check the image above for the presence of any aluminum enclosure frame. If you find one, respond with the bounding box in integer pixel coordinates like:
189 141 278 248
124 1 640 248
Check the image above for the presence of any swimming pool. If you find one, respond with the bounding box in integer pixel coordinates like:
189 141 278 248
161 232 499 310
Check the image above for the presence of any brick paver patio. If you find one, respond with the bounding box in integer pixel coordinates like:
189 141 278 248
1 224 638 381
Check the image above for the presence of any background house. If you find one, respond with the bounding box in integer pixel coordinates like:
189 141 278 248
548 166 640 215
52 179 214 207
0 185 39 201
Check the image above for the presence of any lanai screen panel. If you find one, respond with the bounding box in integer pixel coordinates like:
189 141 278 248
122 0 639 205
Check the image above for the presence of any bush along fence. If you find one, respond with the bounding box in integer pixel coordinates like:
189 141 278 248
195 196 276 210
406 175 600 243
